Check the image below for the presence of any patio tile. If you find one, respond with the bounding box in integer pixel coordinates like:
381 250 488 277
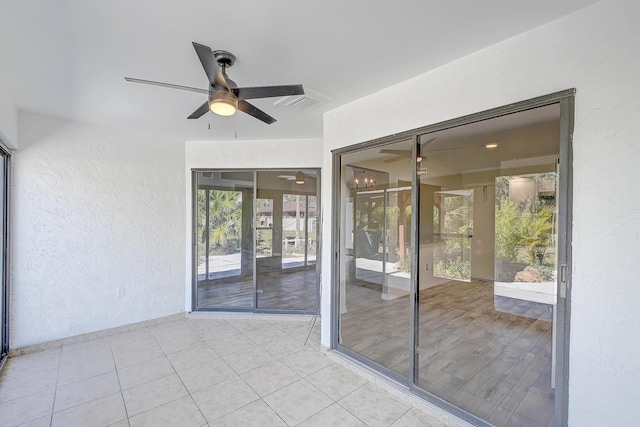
262 379 333 425
54 370 120 412
306 363 369 400
211 399 286 427
240 359 300 397
129 395 206 427
122 373 188 416
338 383 411 427
191 376 259 422
51 392 126 427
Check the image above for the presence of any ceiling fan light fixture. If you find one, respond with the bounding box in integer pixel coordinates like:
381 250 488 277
209 91 237 116
295 172 305 185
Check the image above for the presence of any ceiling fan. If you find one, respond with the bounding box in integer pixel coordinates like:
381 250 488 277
125 42 305 124
277 171 313 184
379 137 462 163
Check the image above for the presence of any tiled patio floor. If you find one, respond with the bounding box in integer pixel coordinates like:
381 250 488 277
0 316 462 426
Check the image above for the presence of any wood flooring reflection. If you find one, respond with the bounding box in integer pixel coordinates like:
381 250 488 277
197 267 318 312
341 278 554 427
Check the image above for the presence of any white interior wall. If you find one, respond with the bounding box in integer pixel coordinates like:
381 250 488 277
321 1 640 425
0 99 18 149
11 113 186 348
0 58 19 149
184 138 323 309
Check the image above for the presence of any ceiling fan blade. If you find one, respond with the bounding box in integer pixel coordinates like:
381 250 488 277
421 137 438 150
124 77 208 95
233 85 304 100
424 147 464 152
383 156 408 163
237 100 276 124
187 101 210 119
192 42 228 89
379 149 411 157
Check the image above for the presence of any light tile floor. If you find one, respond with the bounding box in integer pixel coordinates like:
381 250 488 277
0 316 455 427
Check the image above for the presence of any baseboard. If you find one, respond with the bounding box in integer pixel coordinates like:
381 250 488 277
9 312 185 357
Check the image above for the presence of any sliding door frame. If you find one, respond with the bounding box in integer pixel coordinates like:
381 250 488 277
191 168 322 315
331 89 574 427
0 141 11 370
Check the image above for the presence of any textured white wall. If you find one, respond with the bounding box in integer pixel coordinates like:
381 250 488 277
12 113 186 348
184 139 323 308
321 1 640 425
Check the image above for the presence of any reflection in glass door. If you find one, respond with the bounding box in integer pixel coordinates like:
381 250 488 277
416 105 561 427
256 170 319 312
281 194 317 269
337 139 414 378
433 190 473 282
335 96 571 427
195 171 255 309
194 169 320 314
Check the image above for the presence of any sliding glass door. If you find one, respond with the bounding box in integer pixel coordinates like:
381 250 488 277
255 170 318 311
195 171 255 309
415 105 561 427
336 138 414 379
333 92 573 427
0 146 10 366
193 169 320 314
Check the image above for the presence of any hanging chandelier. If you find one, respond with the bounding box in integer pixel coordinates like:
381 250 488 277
353 170 376 190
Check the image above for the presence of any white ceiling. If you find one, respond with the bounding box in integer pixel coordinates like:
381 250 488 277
0 0 598 142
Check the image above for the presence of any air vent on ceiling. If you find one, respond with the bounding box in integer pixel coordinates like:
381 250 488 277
273 88 333 111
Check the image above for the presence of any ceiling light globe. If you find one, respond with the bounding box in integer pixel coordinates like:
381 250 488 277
210 101 236 116
209 91 237 116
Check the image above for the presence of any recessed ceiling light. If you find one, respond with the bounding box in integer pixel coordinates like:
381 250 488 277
485 142 499 149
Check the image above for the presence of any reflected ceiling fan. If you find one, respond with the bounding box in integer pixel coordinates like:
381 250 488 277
379 137 463 163
125 42 305 124
277 171 312 185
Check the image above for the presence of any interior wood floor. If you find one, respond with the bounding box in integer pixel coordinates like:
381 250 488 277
340 276 554 427
197 267 318 312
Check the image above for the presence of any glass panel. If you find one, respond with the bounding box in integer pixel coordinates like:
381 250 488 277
433 189 473 282
383 187 412 299
354 188 385 288
282 194 305 269
338 138 414 377
416 104 560 426
256 170 319 311
256 198 274 258
0 152 6 358
306 195 318 265
195 171 254 309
